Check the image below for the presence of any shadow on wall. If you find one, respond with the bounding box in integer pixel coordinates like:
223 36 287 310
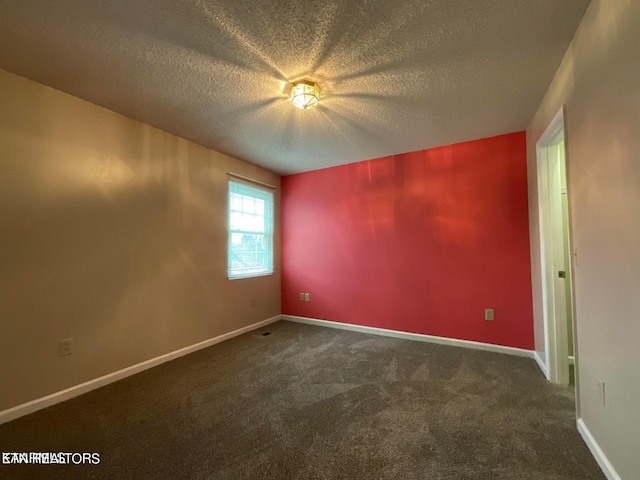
0 68 280 412
281 132 534 350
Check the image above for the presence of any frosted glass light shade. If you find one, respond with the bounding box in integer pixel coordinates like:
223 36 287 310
291 81 320 110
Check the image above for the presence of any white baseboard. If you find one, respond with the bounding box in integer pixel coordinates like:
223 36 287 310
577 418 621 480
534 351 550 380
283 315 534 358
0 315 281 426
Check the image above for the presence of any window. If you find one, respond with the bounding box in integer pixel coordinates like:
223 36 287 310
228 179 274 279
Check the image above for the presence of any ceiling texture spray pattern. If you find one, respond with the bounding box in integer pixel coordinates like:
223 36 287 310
0 0 590 174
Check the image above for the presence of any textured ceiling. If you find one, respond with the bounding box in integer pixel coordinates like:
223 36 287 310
0 0 590 174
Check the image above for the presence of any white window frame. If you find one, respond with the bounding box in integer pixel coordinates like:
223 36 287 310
227 178 274 279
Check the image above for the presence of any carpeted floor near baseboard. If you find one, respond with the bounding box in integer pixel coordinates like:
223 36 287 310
0 320 604 479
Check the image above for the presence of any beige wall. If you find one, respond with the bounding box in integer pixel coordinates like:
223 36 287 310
0 68 281 412
527 0 640 477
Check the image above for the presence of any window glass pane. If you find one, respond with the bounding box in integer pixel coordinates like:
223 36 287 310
242 196 254 214
239 213 250 231
252 213 263 233
230 193 243 211
231 232 243 245
229 211 242 230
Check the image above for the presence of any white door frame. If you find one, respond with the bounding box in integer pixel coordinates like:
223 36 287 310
536 106 573 386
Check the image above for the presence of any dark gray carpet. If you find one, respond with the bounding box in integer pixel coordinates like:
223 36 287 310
0 320 604 479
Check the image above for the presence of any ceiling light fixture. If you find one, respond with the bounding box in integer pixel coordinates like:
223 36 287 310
290 81 320 110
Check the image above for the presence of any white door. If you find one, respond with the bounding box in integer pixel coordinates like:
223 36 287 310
536 108 575 387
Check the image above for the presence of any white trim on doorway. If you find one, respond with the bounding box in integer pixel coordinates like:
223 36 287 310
535 106 575 386
534 351 550 380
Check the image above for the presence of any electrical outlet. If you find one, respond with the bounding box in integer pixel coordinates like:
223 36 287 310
304 293 310 302
598 380 606 407
59 338 73 357
250 297 256 307
299 293 305 301
484 309 494 321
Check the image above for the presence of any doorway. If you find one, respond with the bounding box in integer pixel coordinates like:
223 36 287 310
536 107 575 387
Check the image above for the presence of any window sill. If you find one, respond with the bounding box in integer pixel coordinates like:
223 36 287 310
227 272 275 280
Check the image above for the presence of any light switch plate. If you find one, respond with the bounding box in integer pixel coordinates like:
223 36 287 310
59 338 73 357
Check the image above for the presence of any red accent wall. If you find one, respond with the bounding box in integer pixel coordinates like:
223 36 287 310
281 132 534 349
